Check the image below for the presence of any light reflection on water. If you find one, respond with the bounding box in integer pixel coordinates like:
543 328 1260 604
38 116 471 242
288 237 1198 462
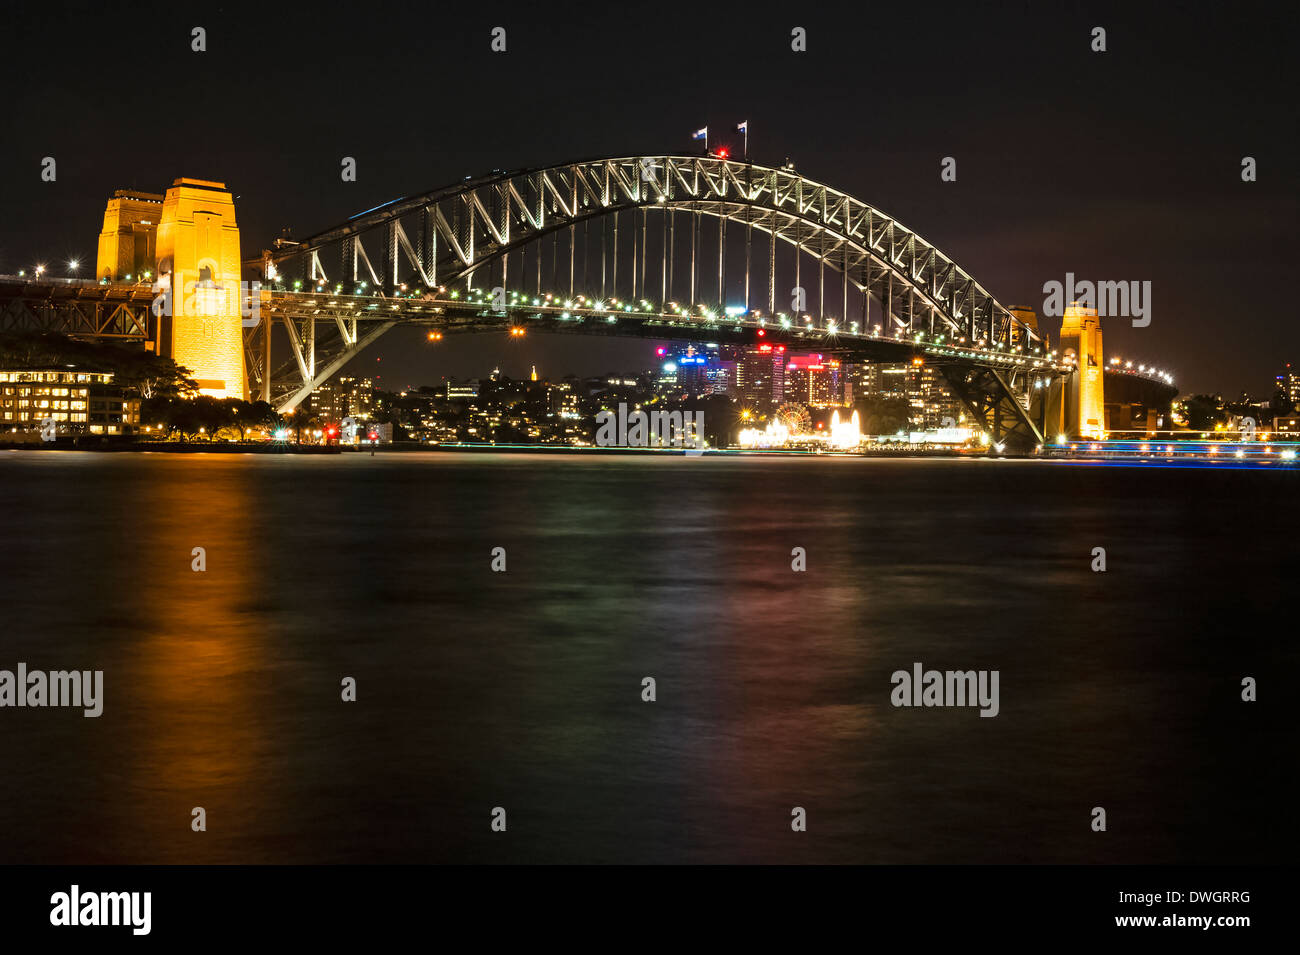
0 452 1294 863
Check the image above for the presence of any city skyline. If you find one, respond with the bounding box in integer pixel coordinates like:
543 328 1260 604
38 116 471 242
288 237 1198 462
2 5 1295 395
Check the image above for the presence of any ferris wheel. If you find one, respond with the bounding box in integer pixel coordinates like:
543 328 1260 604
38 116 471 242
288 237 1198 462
774 402 812 435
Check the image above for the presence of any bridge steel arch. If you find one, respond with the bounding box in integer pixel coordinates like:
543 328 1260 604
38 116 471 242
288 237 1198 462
251 155 1052 446
259 155 1041 338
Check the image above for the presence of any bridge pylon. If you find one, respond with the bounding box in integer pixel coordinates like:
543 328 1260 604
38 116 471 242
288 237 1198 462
155 179 248 400
1058 301 1104 439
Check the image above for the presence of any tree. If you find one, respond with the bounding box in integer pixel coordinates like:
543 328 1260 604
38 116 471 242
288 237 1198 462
0 330 196 399
1180 394 1227 431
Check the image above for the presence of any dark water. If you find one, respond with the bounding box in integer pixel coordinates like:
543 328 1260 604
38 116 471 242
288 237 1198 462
0 451 1294 864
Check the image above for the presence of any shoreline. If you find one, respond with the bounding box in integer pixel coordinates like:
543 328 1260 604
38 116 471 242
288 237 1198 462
3 441 1294 466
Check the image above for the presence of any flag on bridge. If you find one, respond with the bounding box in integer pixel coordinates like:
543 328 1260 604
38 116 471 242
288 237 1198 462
692 127 707 141
735 121 747 133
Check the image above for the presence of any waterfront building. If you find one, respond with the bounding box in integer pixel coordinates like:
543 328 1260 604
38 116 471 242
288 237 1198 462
0 369 140 435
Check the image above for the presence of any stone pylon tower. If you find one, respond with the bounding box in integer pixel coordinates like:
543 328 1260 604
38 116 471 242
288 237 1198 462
95 190 165 283
154 178 247 399
1059 300 1104 438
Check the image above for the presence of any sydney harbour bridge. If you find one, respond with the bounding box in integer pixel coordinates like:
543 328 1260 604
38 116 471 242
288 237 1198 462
0 153 1163 452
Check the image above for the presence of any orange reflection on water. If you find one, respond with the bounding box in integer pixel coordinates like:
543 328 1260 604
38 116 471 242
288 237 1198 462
125 458 273 860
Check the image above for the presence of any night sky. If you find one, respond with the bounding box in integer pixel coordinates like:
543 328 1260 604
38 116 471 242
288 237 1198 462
3 1 1295 395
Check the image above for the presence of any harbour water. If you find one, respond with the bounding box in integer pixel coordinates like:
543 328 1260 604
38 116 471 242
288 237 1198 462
0 452 1293 863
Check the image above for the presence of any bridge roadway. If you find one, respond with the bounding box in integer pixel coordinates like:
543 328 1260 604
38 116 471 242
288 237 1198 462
0 272 1067 380
256 284 1069 389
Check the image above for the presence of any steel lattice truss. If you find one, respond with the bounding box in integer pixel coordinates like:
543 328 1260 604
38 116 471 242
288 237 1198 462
0 279 153 339
258 155 1040 348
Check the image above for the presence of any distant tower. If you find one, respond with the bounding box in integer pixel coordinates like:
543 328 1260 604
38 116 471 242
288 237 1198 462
95 190 165 284
154 179 247 399
530 364 538 382
1059 301 1105 438
1007 305 1038 348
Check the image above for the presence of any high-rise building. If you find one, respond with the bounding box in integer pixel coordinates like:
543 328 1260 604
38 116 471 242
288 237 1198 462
313 376 374 420
737 344 786 406
843 361 963 428
1276 363 1300 408
905 361 964 429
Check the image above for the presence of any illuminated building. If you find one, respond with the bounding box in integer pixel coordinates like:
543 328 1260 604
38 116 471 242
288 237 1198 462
1058 300 1105 438
703 361 736 396
96 178 248 399
313 376 375 420
1274 415 1300 436
1276 363 1300 407
737 344 786 406
655 345 734 398
445 380 480 400
845 361 962 429
155 179 247 399
906 361 964 430
0 369 140 434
